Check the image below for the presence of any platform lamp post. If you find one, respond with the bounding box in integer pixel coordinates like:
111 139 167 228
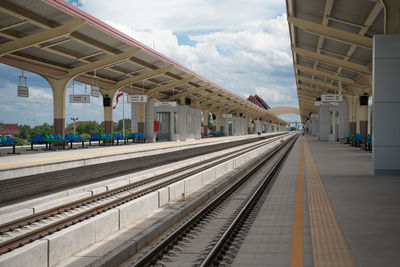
70 117 79 135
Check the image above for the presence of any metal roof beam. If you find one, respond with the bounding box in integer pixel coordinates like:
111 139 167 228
195 91 221 102
294 64 366 89
0 20 84 57
147 76 194 96
167 84 211 100
62 48 141 79
293 47 371 75
113 65 172 89
288 16 372 49
297 75 342 92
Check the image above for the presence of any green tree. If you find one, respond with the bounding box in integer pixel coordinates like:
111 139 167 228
114 119 131 135
15 124 32 140
76 121 103 135
32 123 54 135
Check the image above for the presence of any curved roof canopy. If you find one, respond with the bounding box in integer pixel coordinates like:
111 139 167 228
268 106 300 116
0 0 287 125
286 0 384 122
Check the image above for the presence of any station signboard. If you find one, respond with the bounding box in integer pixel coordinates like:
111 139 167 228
315 101 339 107
69 94 90 103
91 85 100 97
127 95 148 103
154 101 177 107
223 114 233 118
321 94 342 102
17 86 29 97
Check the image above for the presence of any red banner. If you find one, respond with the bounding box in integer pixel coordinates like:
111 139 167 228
113 92 124 110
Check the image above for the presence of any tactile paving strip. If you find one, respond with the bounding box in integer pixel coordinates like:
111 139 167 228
303 138 356 267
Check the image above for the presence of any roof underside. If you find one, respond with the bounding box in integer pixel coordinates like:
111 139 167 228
286 0 384 123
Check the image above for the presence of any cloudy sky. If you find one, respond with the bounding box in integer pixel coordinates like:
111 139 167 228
0 0 300 126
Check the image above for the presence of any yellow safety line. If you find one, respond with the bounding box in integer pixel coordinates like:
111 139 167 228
290 136 304 267
0 135 245 168
303 138 356 267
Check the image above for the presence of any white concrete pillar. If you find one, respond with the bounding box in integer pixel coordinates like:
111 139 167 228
45 77 72 136
373 34 400 175
216 113 221 131
131 102 138 133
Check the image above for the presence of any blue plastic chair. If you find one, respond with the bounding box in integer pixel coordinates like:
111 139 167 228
5 136 21 154
137 132 146 143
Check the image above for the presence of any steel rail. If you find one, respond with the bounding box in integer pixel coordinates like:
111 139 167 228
131 134 297 267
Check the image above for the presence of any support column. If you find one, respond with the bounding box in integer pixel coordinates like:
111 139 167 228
344 94 358 135
212 113 216 132
46 77 72 137
104 106 113 134
359 103 368 137
131 102 138 133
202 110 209 137
220 114 224 133
137 102 146 133
100 89 118 134
373 32 400 175
248 117 252 134
216 113 221 131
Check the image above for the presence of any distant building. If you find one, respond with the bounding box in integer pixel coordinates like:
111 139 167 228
0 123 18 135
247 94 271 110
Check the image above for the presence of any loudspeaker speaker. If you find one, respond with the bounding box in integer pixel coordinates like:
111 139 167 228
185 97 191 105
103 96 111 107
212 114 216 120
240 113 243 117
360 95 368 105
316 97 321 101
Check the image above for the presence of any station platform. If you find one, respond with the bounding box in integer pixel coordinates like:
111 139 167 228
232 135 400 267
0 133 277 179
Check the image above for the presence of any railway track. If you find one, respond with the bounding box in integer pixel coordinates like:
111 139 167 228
0 133 289 255
0 133 285 205
127 133 298 267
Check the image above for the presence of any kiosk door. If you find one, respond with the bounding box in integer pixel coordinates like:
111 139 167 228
228 120 233 136
156 112 171 141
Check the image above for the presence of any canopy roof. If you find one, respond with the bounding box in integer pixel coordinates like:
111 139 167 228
0 0 287 125
286 0 383 122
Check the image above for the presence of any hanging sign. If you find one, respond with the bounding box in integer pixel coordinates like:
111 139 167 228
223 114 232 118
315 101 338 107
17 86 29 97
69 94 90 103
321 94 343 102
127 95 147 103
154 101 177 107
91 85 100 97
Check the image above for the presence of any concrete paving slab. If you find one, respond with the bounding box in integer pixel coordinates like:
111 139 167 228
45 209 119 266
168 180 185 202
33 191 92 213
0 208 33 225
0 240 48 267
306 136 400 267
118 192 159 228
158 187 169 207
184 173 203 195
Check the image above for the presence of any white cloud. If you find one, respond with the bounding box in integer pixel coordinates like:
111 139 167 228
255 86 293 103
104 13 297 108
82 0 285 32
29 87 53 102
